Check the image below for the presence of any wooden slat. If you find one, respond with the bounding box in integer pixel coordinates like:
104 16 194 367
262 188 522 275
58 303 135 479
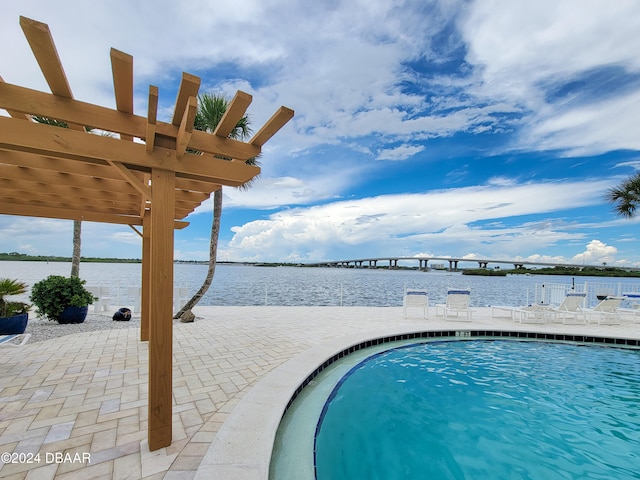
0 150 120 178
1 195 140 216
0 189 140 209
174 178 221 194
171 72 200 126
146 86 158 153
213 91 252 138
175 190 210 204
0 150 215 193
250 106 294 147
110 48 134 141
0 201 189 229
0 163 140 195
0 202 143 225
176 96 197 159
0 178 141 204
0 82 261 161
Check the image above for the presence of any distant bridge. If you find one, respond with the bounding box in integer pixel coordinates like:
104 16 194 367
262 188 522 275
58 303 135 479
305 256 625 271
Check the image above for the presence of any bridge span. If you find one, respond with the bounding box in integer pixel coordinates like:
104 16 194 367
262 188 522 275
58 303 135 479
306 256 611 271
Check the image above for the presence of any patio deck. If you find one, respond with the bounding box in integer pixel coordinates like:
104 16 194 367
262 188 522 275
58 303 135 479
1 306 639 479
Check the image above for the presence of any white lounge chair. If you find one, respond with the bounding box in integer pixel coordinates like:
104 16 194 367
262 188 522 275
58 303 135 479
586 296 624 325
87 286 113 313
549 292 587 324
620 293 640 323
491 303 552 323
512 304 554 324
0 333 31 347
435 290 472 321
403 289 429 319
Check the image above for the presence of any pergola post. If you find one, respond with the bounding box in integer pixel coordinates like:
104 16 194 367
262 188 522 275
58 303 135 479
148 168 175 450
141 210 151 342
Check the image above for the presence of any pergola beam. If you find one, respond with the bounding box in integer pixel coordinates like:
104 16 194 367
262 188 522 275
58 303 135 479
214 90 252 138
19 17 70 98
250 106 295 147
176 96 197 159
0 82 261 161
146 86 158 153
20 16 85 132
110 48 134 141
0 116 260 185
0 76 31 120
172 73 201 126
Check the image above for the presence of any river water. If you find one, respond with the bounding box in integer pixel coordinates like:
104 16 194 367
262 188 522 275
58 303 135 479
2 261 640 309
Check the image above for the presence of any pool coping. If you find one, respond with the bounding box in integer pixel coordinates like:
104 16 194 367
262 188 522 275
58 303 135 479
195 323 640 480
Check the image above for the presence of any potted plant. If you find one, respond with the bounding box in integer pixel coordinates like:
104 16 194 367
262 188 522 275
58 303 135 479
0 278 31 334
30 275 96 324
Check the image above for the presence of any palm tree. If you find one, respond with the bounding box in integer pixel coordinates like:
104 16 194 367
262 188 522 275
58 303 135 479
174 93 256 322
606 172 640 219
32 116 82 277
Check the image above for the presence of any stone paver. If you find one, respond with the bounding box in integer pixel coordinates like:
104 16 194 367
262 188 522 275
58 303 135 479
1 306 639 479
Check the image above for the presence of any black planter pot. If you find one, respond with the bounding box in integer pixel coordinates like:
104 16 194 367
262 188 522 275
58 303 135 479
57 306 89 324
0 313 29 334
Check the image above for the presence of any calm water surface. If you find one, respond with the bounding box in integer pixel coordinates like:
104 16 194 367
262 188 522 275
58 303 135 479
314 341 640 479
3 261 640 308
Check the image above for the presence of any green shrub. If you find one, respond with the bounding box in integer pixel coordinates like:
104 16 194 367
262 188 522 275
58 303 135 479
0 278 30 317
30 275 95 321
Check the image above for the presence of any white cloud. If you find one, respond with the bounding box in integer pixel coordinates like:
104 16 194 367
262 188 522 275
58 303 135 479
377 144 425 161
570 239 618 265
223 179 613 261
460 0 640 156
524 90 640 156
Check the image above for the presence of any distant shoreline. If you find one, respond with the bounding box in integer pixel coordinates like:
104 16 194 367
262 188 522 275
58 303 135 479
0 253 141 263
3 253 640 278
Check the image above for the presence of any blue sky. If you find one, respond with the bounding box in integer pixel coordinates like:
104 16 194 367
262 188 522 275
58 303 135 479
2 0 640 266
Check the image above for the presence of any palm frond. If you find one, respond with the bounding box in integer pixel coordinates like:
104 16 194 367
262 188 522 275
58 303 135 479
606 172 640 219
195 92 259 188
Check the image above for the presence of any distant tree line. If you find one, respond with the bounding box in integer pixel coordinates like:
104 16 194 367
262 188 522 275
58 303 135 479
0 252 141 263
464 266 640 277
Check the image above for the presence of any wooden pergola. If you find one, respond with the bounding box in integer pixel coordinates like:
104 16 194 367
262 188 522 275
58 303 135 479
0 17 293 450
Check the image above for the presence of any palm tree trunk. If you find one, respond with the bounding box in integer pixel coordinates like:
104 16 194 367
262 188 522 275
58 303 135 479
70 220 82 277
174 188 222 321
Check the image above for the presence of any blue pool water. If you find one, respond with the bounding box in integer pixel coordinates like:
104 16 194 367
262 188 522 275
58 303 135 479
314 341 640 479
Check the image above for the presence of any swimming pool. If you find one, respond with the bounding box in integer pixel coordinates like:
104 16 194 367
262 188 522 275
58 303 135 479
273 339 640 479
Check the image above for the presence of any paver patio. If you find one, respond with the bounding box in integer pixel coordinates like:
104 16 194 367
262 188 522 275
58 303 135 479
1 306 639 479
